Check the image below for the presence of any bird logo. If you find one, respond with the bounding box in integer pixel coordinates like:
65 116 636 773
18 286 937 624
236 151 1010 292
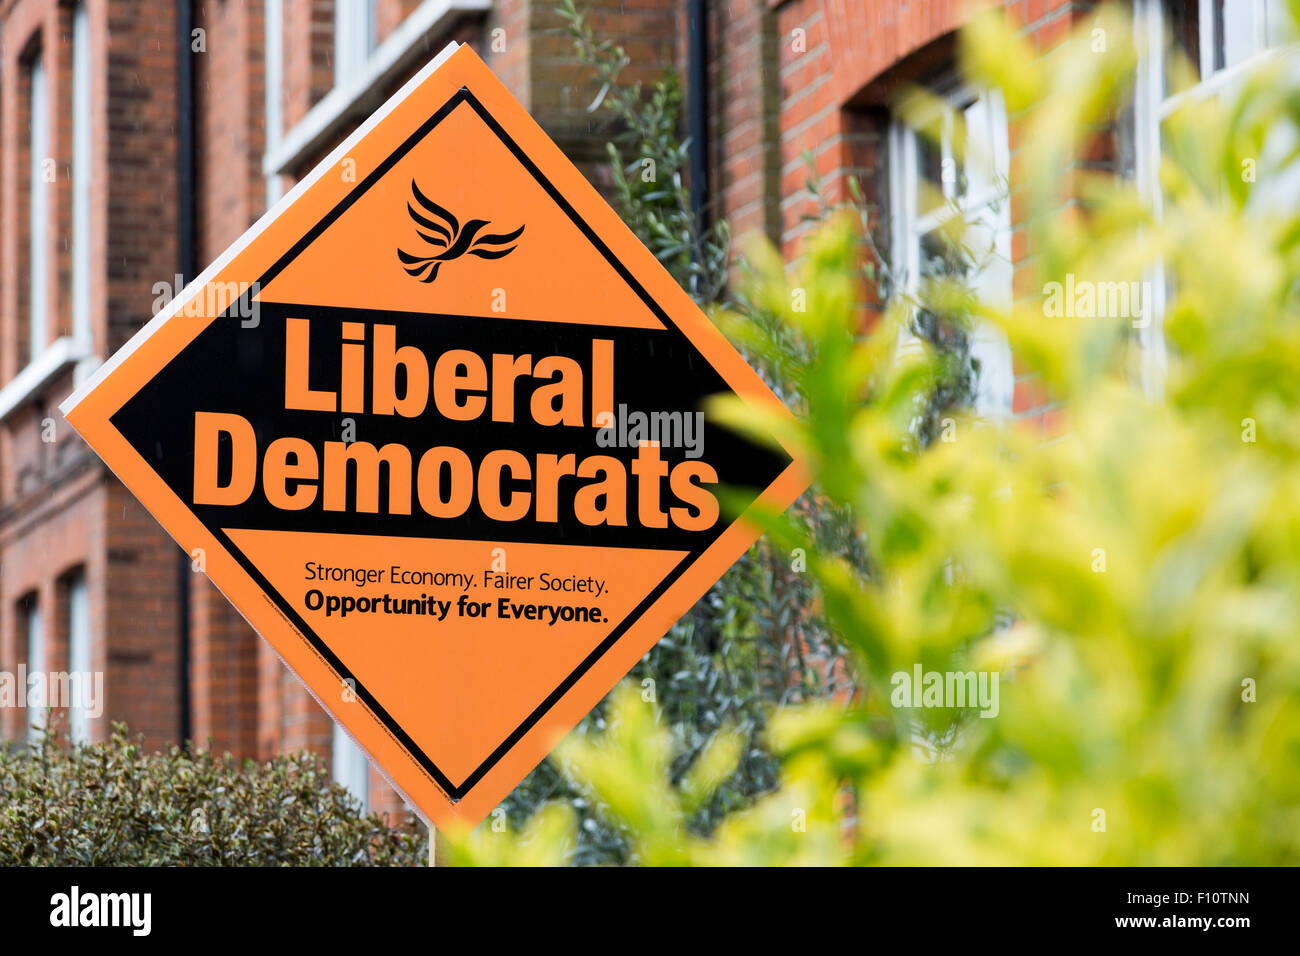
397 180 525 283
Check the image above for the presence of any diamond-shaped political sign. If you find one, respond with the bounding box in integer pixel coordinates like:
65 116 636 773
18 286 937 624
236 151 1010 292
62 43 808 830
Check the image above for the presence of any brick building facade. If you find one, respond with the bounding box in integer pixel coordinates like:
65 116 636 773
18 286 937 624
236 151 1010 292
1 0 1287 818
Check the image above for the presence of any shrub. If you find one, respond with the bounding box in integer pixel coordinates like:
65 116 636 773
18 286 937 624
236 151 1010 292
0 725 424 866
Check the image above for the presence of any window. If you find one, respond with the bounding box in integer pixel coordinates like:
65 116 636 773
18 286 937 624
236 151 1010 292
23 596 44 744
1155 0 1292 93
265 0 284 207
28 54 48 363
72 3 92 345
334 0 378 87
66 573 91 744
332 722 370 809
1132 0 1298 392
889 85 1014 418
1135 0 1296 217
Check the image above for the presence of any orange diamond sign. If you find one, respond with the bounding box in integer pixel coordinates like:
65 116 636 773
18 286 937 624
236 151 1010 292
61 43 807 830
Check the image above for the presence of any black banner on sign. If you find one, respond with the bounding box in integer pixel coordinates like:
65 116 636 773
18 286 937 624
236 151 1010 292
111 302 789 550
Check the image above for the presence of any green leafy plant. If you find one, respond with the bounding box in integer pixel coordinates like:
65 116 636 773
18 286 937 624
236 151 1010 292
1 725 424 866
483 3 856 866
452 4 1300 865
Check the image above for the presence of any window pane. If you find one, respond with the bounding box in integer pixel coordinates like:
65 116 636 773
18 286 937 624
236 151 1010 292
29 56 47 361
68 574 91 744
334 0 378 86
27 601 45 743
916 130 945 216
332 722 370 809
970 323 1014 415
1219 0 1257 70
894 89 1012 419
919 229 969 282
947 108 968 202
1265 0 1297 45
265 0 283 208
1165 0 1203 94
961 95 1001 209
73 4 92 343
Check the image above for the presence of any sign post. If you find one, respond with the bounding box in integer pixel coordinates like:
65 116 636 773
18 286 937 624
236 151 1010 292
62 42 807 834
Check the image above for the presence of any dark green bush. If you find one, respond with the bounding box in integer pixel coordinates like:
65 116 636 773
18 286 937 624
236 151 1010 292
0 725 424 866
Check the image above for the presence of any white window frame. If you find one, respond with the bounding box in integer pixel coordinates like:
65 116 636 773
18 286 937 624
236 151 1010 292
334 0 378 88
263 1 488 180
265 0 284 208
2 42 96 418
72 2 92 347
888 82 1014 419
67 573 91 744
29 54 48 363
1132 0 1298 394
332 722 370 810
25 598 45 744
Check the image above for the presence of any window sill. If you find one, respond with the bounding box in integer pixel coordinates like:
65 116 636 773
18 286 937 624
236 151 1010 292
0 337 98 423
263 0 491 180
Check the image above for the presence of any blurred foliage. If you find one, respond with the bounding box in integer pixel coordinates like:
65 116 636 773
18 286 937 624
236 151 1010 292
797 149 985 449
451 4 1300 864
485 3 856 866
0 724 424 865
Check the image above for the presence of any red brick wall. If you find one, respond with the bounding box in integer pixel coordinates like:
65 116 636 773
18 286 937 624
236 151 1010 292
104 0 180 355
711 1 783 246
99 0 183 747
486 0 529 104
773 0 1101 423
103 479 181 745
281 0 335 130
377 0 425 40
776 0 864 254
195 0 267 271
0 424 103 741
0 0 183 751
0 412 180 750
512 0 679 172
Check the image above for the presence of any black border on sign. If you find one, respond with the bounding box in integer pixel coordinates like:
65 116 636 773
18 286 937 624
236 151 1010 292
206 87 744 802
